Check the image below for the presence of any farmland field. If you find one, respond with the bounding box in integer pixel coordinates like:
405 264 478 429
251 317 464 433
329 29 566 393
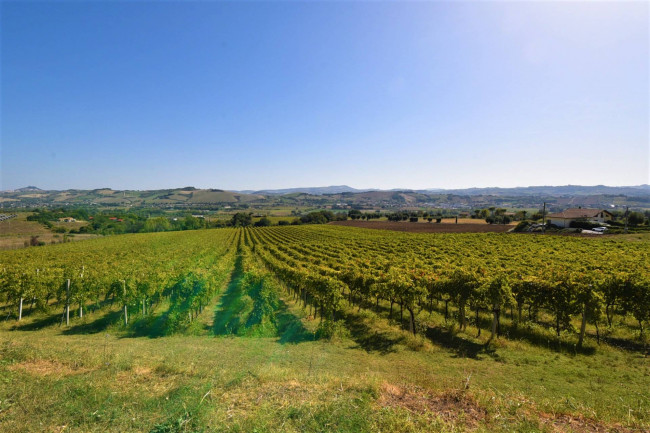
331 220 515 233
0 225 648 432
0 213 97 250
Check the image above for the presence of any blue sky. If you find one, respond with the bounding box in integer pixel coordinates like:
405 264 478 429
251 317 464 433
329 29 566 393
1 1 648 191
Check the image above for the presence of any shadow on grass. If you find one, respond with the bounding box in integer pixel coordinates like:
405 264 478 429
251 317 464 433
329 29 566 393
62 310 123 335
11 310 63 331
417 304 600 356
125 308 169 338
474 316 597 356
343 312 404 355
586 333 645 353
425 326 489 359
275 299 313 344
211 256 245 336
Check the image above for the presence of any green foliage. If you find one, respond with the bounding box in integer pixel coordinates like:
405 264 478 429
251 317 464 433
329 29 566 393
316 319 350 340
569 220 603 230
513 221 530 232
254 216 272 227
143 217 172 232
230 212 252 227
299 210 346 224
1 225 650 432
628 211 645 226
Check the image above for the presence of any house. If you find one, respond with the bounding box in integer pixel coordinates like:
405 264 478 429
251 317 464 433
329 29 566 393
546 208 614 228
58 217 76 223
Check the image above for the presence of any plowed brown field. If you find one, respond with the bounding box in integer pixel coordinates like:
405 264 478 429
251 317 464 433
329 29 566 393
330 220 514 233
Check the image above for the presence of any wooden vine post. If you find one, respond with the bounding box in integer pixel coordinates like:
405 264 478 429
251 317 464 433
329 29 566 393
123 280 128 326
66 278 70 326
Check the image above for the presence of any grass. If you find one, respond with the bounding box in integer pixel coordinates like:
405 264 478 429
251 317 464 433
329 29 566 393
1 237 648 432
1 268 648 432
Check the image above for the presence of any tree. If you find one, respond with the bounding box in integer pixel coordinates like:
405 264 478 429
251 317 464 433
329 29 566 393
255 217 272 227
348 210 362 220
628 211 645 226
183 215 204 230
143 217 171 232
231 212 252 227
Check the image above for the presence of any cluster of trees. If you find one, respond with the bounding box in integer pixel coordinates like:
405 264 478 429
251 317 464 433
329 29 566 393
347 210 382 220
141 215 208 232
386 211 445 222
297 210 347 224
25 208 215 236
230 213 274 227
604 211 648 227
230 210 347 227
471 207 649 227
469 208 514 224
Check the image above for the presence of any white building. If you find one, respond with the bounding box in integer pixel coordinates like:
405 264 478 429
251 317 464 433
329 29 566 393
546 208 613 228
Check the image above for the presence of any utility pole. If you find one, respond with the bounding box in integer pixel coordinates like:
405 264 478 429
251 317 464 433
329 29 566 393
624 206 629 234
542 202 547 234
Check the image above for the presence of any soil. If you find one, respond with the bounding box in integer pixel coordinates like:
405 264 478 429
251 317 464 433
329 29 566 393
378 383 486 427
330 220 514 233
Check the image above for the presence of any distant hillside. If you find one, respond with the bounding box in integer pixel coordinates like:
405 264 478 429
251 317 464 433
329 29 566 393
240 185 370 195
2 184 648 210
427 185 650 197
0 187 265 207
237 184 650 197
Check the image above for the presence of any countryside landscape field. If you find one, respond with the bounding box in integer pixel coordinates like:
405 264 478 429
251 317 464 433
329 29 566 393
1 225 648 432
3 1 649 432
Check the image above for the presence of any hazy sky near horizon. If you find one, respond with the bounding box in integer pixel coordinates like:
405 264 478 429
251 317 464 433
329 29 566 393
1 1 648 191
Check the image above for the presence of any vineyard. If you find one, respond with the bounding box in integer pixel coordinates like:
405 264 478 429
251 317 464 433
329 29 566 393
0 226 648 432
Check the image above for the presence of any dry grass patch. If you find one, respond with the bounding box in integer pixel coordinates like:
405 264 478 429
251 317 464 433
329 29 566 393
214 377 316 415
114 364 179 396
9 359 92 377
537 412 637 433
378 382 487 428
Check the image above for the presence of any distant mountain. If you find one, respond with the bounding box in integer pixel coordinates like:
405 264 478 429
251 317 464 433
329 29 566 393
238 184 650 197
2 184 648 209
240 185 375 195
15 186 43 192
426 185 650 197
